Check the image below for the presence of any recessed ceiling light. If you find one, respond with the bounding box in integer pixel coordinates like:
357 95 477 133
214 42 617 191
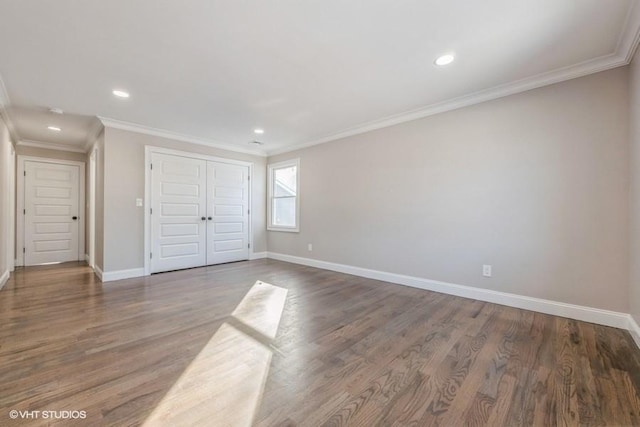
434 54 455 66
47 126 61 132
49 107 64 115
249 140 264 145
112 89 130 98
254 129 264 134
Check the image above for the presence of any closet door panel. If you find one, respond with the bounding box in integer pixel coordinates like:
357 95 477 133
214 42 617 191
151 153 207 273
207 162 249 265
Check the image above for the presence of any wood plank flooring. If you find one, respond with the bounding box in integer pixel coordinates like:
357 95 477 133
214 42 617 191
0 260 639 426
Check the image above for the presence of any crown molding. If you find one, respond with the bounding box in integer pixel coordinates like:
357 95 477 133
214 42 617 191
266 53 625 156
617 0 640 63
268 2 640 157
83 118 104 152
0 108 19 146
0 73 20 144
98 116 267 157
18 139 87 154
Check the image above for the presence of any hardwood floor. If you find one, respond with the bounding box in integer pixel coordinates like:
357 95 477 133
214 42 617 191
1 260 639 426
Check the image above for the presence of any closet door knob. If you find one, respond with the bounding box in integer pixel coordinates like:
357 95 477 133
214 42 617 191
207 217 212 221
201 217 206 221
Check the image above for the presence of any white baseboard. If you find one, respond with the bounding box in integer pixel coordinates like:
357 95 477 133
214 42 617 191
250 251 268 260
0 269 9 290
94 265 103 281
101 255 265 282
267 252 630 330
629 315 640 349
102 268 145 282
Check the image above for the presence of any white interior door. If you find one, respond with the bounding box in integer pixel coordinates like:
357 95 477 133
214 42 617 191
24 161 80 265
207 162 250 265
151 153 207 273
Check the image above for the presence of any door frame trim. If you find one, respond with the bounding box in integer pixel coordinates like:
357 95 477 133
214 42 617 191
88 147 97 269
144 146 254 276
17 156 86 266
8 144 15 272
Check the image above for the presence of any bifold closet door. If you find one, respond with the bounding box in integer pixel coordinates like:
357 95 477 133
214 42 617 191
206 161 250 264
151 153 207 273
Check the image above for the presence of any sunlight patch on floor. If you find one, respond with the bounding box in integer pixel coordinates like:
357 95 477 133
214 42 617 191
143 281 288 427
231 280 288 340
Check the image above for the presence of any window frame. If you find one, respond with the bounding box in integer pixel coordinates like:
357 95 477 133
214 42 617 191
267 158 300 232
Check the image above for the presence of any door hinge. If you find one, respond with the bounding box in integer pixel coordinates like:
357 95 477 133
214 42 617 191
150 252 153 259
23 248 25 254
23 209 25 215
248 209 250 215
150 208 153 215
248 175 250 181
24 171 26 176
150 163 153 170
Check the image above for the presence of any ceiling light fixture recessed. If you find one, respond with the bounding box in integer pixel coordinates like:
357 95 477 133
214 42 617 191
112 89 130 98
254 128 264 134
249 140 264 145
434 53 455 66
47 126 61 131
49 107 64 115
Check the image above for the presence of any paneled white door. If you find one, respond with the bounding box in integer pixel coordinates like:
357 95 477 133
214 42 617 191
151 153 207 273
207 162 249 265
150 153 250 273
24 161 80 265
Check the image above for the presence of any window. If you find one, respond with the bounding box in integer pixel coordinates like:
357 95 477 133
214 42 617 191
268 159 299 232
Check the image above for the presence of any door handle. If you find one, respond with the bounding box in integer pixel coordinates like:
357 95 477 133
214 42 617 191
72 216 78 220
201 217 206 221
207 217 212 221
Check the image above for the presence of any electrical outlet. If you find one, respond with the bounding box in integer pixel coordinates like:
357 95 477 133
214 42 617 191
308 243 313 252
483 264 492 277
136 198 143 207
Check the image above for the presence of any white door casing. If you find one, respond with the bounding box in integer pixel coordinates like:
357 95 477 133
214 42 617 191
207 162 249 265
88 148 97 269
151 153 207 273
7 145 15 271
23 161 80 265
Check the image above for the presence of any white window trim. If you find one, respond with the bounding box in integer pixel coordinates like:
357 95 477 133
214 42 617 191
267 158 300 232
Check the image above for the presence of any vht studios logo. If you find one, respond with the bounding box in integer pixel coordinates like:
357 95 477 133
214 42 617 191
9 410 87 420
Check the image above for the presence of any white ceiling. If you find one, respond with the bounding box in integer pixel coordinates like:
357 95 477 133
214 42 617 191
0 0 638 156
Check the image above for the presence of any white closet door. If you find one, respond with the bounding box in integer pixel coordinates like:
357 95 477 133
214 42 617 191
151 153 207 273
24 161 80 265
206 162 250 265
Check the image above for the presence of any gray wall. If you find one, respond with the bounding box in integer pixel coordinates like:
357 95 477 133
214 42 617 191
630 51 640 326
268 67 630 313
102 128 266 272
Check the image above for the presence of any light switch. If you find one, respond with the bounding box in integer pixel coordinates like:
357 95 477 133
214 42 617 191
136 198 143 207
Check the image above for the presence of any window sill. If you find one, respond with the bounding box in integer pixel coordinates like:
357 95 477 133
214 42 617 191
267 226 300 233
